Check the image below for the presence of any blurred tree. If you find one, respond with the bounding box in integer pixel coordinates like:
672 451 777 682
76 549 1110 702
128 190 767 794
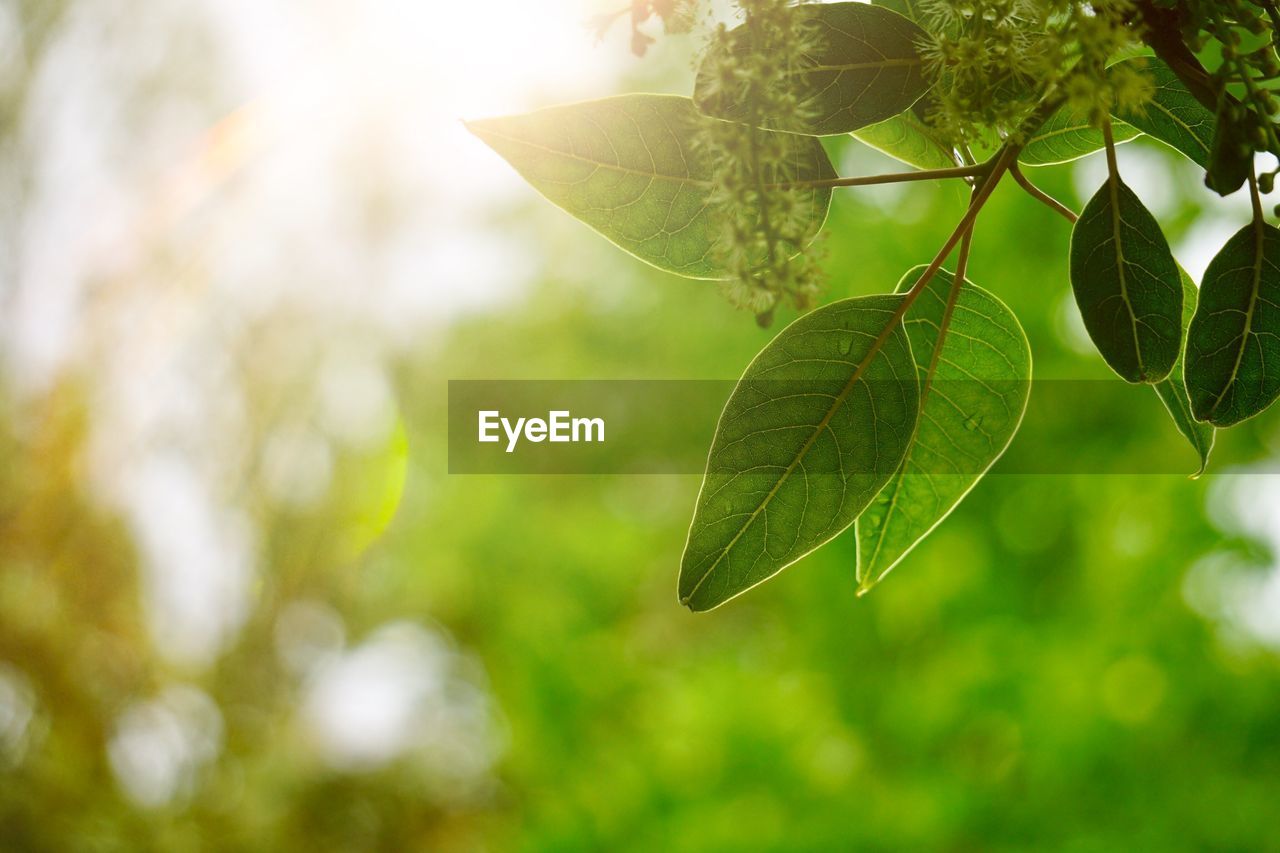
2 2 1280 852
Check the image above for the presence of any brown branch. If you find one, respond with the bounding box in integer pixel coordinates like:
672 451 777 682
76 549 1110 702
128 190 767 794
1010 164 1078 224
770 163 986 191
1133 0 1222 114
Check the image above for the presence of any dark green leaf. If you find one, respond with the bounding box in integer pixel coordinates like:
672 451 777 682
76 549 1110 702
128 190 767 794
1069 177 1183 383
693 2 930 135
1111 57 1214 168
1153 268 1215 476
855 267 1031 591
1205 103 1253 196
467 94 835 279
1020 108 1139 167
1185 221 1280 426
679 295 920 611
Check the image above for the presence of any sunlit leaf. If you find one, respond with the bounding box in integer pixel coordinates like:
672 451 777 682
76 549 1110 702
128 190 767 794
855 266 1031 591
873 0 926 23
1111 57 1214 168
679 295 919 611
467 94 834 279
1020 108 1139 166
333 416 410 562
853 103 960 171
1153 268 1215 476
1185 221 1280 426
693 2 930 135
1069 177 1183 383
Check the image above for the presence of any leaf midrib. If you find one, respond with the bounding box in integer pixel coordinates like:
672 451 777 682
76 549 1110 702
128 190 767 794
468 123 715 188
1210 221 1266 416
682 310 906 605
804 57 923 73
1120 77 1212 163
1029 119 1129 151
1108 177 1147 378
860 284 959 583
1147 98 1211 160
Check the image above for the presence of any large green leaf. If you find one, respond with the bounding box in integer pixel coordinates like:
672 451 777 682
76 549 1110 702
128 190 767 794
1069 177 1183 383
873 0 926 23
693 2 930 136
679 295 919 611
467 94 834 279
853 104 959 171
1111 57 1214 167
1153 268 1215 476
855 267 1031 591
1185 221 1280 426
1020 108 1139 166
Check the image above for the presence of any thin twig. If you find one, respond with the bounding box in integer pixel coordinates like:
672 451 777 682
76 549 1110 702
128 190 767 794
898 96 1065 306
920 214 975 412
1010 163 1078 224
770 162 986 190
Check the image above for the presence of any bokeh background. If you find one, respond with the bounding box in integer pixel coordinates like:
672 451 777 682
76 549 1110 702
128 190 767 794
3 0 1280 849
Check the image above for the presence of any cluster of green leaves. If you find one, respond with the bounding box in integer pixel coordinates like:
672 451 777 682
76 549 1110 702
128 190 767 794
471 1 1280 611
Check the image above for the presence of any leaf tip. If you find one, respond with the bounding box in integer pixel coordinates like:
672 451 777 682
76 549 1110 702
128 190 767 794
1189 450 1213 480
461 116 497 142
677 589 702 612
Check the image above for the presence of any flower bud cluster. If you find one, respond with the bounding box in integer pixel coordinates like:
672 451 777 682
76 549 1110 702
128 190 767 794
695 0 827 322
1180 0 1280 190
920 1 1147 146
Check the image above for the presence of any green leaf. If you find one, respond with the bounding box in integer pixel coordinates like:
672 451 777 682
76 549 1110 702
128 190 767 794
1185 221 1280 426
855 267 1031 591
1020 108 1139 167
1069 177 1183 383
1153 268 1215 476
853 103 960 171
693 2 930 136
679 295 920 611
467 94 835 280
872 0 926 23
1205 103 1253 196
1110 57 1214 168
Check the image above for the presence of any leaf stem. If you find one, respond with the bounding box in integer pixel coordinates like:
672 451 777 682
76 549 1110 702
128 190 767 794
897 96 1064 307
769 162 987 190
859 199 978 597
919 211 975 416
1102 115 1120 180
1134 1 1222 113
857 106 1066 595
1208 5 1280 162
1010 164 1078 224
1250 171 1265 224
898 147 1017 306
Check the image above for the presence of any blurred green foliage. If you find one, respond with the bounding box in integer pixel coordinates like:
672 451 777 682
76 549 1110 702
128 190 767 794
403 141 1280 851
4 71 1280 852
